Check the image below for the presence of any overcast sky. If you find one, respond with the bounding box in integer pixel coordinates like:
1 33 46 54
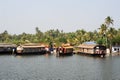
0 0 120 34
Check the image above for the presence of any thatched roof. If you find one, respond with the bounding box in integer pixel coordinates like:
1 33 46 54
77 41 97 49
0 43 17 47
61 43 73 48
63 46 73 48
77 44 96 49
21 43 45 48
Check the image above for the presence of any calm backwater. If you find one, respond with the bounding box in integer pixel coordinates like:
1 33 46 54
0 54 120 80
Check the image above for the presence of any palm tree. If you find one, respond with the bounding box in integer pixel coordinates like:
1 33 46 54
108 27 117 53
35 27 43 42
105 16 114 28
98 24 107 46
93 30 99 41
105 16 114 54
108 27 116 39
99 24 107 36
76 29 86 44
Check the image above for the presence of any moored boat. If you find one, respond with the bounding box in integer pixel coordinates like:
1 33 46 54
77 42 106 57
57 43 74 56
0 43 17 54
16 43 46 55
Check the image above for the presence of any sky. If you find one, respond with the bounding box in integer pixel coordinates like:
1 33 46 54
0 0 120 34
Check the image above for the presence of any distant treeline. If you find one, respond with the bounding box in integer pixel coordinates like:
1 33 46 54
0 16 120 47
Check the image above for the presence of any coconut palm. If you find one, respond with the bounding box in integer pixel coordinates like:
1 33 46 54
76 29 86 44
105 16 114 54
99 24 107 36
93 30 99 41
98 24 108 46
108 27 117 53
105 16 114 28
108 27 116 39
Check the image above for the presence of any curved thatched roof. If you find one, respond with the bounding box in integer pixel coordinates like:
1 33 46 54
20 43 45 48
77 41 97 49
0 43 17 47
77 44 96 49
61 43 73 48
77 41 106 49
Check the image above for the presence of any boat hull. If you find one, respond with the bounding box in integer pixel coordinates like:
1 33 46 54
77 52 105 57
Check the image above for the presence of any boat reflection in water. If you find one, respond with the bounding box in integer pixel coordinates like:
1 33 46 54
0 51 120 80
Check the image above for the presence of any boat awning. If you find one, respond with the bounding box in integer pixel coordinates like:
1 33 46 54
63 46 73 48
21 43 46 48
0 43 17 47
77 44 96 49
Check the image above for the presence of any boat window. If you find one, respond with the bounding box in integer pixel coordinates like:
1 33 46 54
114 48 117 51
96 47 99 49
118 48 119 52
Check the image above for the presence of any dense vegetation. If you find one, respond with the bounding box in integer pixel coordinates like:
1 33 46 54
0 16 120 48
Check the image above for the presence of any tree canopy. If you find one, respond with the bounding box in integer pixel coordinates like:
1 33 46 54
0 16 120 47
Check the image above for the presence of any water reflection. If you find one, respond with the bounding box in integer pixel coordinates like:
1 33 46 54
101 57 113 80
0 53 120 80
56 54 73 59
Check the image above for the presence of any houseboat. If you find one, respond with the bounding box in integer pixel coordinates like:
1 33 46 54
16 43 46 55
112 45 120 53
77 42 106 57
0 43 16 54
57 43 74 56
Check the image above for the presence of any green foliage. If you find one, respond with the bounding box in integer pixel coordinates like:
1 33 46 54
0 16 119 47
112 35 120 45
96 38 106 45
59 37 67 43
0 27 119 46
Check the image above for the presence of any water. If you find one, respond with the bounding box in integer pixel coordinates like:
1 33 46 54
0 54 120 80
